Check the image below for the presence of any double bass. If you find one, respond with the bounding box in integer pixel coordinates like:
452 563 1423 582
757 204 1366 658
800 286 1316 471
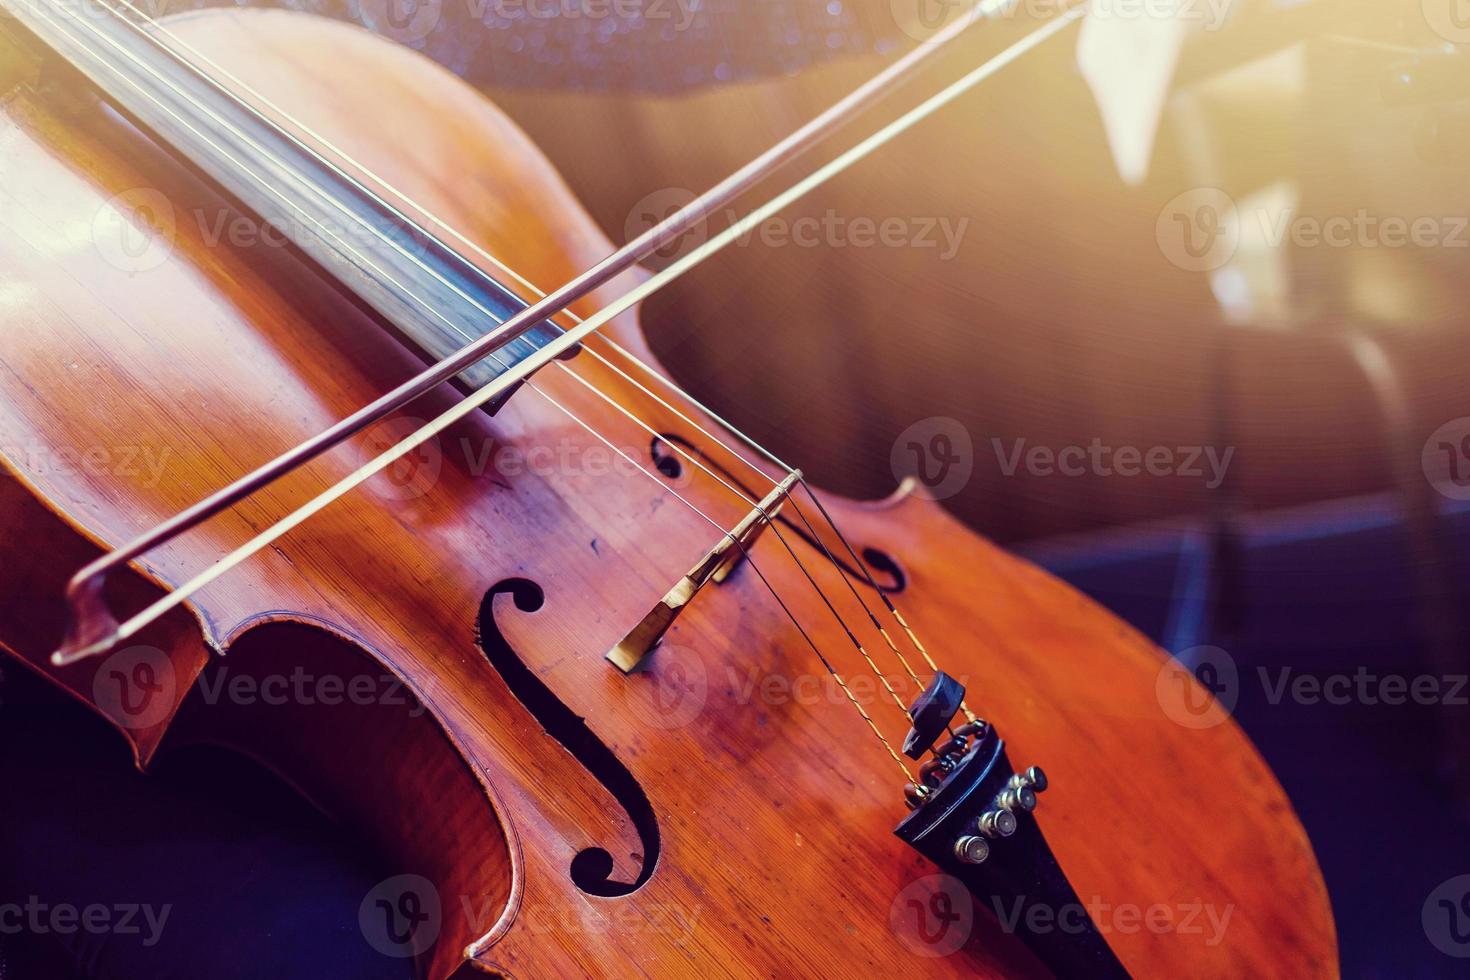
0 0 1335 975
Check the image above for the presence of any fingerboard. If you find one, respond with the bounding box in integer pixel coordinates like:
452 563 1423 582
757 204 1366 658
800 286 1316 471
2 0 560 391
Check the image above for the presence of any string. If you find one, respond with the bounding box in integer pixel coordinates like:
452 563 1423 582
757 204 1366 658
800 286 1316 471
99 0 937 697
31 0 911 759
52 0 921 756
25 0 747 564
51 0 1080 733
39 0 1083 759
107 0 985 713
25 0 760 543
794 482 981 725
45 0 859 604
39 0 1031 659
526 381 915 779
563 341 961 713
553 366 917 722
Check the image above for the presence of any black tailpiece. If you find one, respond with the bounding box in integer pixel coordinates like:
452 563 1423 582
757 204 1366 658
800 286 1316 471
895 678 1130 978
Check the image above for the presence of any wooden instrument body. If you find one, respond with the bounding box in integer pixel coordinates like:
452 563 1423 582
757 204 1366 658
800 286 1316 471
0 11 1335 977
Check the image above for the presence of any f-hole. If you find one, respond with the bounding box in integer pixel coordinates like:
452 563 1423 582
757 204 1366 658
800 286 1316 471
476 578 660 898
650 436 683 480
861 547 906 594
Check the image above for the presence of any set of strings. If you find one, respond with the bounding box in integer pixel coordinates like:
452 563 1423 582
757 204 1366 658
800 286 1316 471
31 0 1081 778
